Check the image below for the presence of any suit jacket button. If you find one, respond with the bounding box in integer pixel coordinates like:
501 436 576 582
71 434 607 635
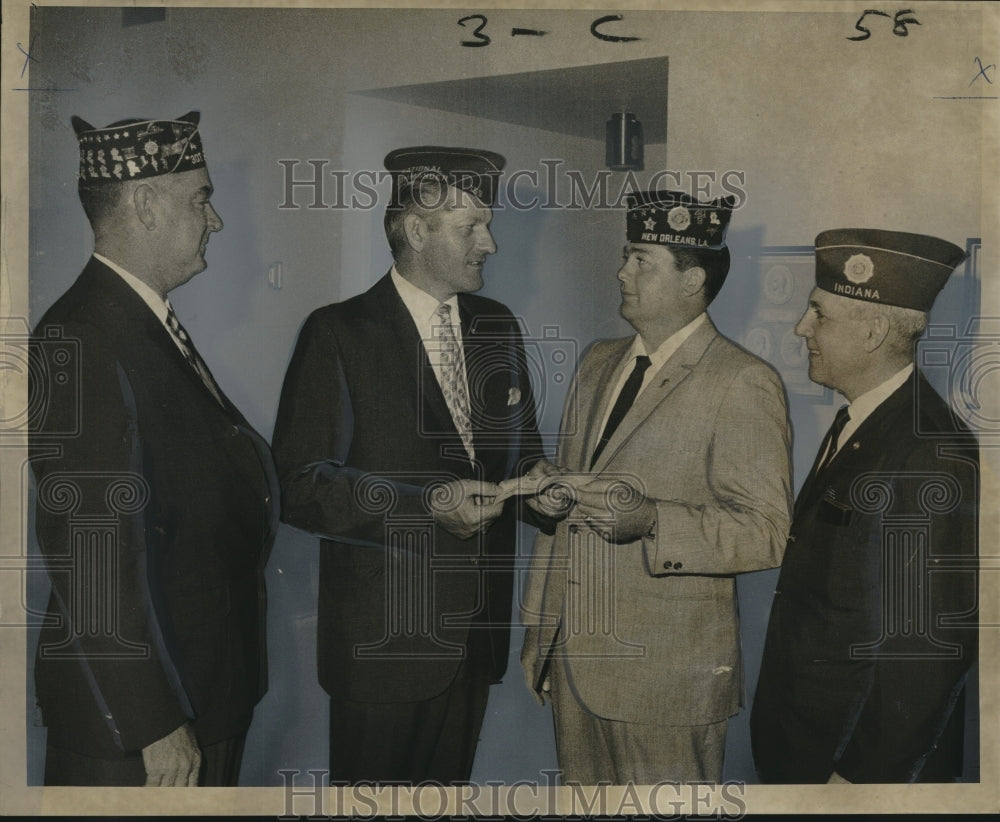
673 562 682 570
231 425 240 436
663 560 672 570
787 534 797 543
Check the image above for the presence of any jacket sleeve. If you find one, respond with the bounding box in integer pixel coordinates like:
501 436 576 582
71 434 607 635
641 362 794 576
271 311 428 546
510 319 546 474
31 329 190 753
519 362 583 693
505 317 549 528
834 440 979 782
519 346 587 608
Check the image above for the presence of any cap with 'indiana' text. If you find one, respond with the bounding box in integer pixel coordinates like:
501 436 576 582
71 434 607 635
814 228 966 311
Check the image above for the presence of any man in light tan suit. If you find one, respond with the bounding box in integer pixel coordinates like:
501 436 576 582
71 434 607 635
520 190 793 784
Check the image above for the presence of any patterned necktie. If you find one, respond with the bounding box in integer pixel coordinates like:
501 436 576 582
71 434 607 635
816 405 851 474
433 303 475 460
165 305 226 407
591 355 652 469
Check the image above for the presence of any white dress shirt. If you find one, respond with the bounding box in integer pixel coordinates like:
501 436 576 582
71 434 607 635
838 363 914 449
391 266 474 459
814 364 914 467
598 313 708 437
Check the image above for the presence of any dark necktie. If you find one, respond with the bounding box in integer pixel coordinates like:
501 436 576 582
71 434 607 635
816 405 851 474
591 355 652 469
165 306 225 407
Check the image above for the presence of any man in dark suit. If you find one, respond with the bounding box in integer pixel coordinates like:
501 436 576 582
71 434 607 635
520 191 793 784
29 112 278 786
751 228 979 783
272 146 543 783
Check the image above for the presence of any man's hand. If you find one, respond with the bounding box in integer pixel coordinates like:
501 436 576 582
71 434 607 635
524 460 577 521
526 674 551 706
429 479 503 539
142 722 200 786
574 476 657 543
520 626 552 706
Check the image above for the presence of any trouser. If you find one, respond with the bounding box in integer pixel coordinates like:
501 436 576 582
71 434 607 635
551 652 727 784
328 634 492 784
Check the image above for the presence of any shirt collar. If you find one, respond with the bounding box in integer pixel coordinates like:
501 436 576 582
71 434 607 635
846 363 914 428
391 265 459 324
631 312 708 372
94 253 171 324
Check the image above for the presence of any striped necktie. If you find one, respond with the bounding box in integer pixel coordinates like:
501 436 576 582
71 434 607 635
433 303 475 461
164 306 226 407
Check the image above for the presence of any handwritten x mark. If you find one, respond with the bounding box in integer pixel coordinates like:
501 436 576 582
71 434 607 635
18 33 39 79
969 56 996 87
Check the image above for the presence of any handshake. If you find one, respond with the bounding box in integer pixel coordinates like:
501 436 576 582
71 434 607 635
429 461 657 544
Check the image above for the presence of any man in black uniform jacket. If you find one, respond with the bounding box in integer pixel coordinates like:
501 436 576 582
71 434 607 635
30 112 278 786
751 228 978 783
272 146 543 782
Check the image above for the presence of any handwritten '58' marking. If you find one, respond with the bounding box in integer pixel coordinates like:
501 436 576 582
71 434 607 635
848 9 921 41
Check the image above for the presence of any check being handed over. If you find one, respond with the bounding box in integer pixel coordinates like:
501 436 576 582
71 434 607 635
486 462 656 546
491 463 592 504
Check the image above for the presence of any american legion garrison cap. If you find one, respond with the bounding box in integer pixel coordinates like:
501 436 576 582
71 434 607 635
814 228 967 311
625 190 736 249
72 111 206 186
384 146 506 209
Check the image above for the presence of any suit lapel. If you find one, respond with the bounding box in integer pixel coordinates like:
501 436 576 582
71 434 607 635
457 297 483 420
576 339 632 471
794 375 914 515
458 297 499 466
794 422 839 516
72 260 277 541
82 260 242 419
590 320 718 474
365 273 459 443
